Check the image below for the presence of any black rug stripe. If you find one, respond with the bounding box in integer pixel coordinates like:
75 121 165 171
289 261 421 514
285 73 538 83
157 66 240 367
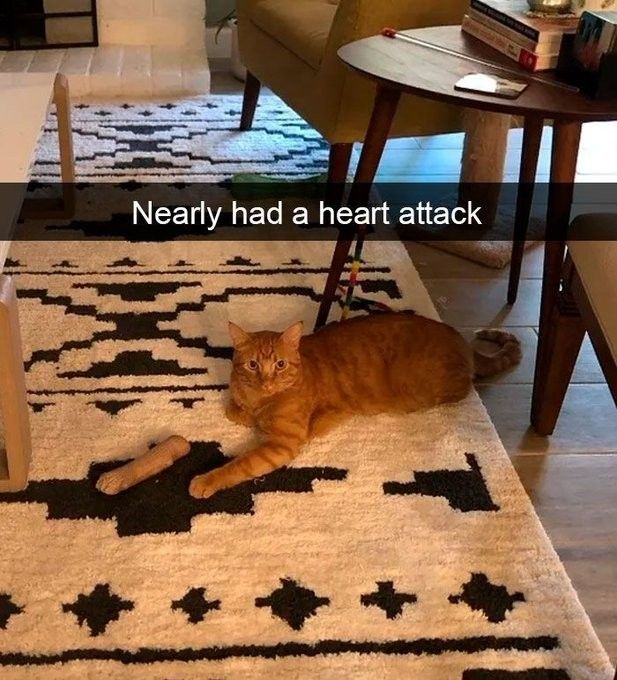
463 670 569 679
27 384 228 396
3 267 391 277
0 636 558 666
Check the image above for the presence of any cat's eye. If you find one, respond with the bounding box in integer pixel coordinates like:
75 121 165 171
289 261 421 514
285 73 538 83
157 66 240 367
247 360 258 371
275 359 287 370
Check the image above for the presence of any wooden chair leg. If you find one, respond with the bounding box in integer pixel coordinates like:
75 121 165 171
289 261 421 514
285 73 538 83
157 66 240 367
240 71 261 131
0 276 32 492
531 289 585 436
531 121 581 426
508 116 543 304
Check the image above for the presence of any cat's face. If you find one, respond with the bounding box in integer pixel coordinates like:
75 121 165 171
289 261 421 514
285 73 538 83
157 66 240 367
229 321 303 396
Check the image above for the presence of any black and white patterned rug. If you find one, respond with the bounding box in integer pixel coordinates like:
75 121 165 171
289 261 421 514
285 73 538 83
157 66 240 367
34 96 330 181
1 236 611 678
32 95 540 269
0 98 611 677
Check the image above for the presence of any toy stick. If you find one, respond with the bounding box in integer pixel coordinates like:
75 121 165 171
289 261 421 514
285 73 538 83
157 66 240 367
341 234 365 320
96 435 191 496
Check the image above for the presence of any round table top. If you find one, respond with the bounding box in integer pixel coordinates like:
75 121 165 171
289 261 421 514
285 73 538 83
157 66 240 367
338 26 617 121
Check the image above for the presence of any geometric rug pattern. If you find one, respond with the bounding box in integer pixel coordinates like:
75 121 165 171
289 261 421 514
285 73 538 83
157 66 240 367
0 98 610 676
32 95 538 268
0 238 611 678
34 96 329 182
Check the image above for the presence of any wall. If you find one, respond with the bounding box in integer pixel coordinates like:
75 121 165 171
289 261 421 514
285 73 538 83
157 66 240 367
97 0 206 47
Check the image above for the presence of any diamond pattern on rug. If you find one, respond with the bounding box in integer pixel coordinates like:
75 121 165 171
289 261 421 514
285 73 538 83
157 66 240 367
360 581 417 620
255 578 330 630
62 584 134 637
171 588 221 624
449 573 526 623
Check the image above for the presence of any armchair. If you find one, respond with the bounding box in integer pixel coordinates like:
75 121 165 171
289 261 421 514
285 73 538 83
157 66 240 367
236 0 472 181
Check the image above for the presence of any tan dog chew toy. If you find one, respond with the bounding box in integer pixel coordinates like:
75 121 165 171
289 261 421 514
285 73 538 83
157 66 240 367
96 435 191 496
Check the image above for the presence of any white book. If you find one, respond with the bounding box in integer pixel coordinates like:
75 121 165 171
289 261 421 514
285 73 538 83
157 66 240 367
468 7 560 55
462 15 559 72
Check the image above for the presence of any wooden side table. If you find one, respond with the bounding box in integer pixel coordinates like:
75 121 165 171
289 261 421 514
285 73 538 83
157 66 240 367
0 72 75 491
315 26 617 432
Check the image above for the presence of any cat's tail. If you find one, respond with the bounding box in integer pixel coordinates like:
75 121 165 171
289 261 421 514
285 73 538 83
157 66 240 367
472 329 522 378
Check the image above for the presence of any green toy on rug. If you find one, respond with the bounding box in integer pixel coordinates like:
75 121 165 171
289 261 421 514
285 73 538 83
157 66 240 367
229 172 329 200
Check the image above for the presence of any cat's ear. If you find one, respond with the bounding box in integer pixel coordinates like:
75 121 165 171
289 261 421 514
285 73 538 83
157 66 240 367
280 321 303 350
228 322 251 348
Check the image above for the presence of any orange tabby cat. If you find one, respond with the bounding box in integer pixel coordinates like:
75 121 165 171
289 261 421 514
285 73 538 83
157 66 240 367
189 312 520 499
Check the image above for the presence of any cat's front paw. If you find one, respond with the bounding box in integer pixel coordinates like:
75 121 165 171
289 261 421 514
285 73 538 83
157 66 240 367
225 401 254 428
189 473 219 500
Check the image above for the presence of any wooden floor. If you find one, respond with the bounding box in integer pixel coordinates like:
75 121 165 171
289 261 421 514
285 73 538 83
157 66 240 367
213 72 617 662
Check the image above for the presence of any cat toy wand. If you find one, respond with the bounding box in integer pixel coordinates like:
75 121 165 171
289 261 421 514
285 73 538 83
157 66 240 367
340 234 366 320
339 229 393 320
381 28 579 93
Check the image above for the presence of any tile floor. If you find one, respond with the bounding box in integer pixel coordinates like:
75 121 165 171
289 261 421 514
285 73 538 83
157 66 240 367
0 46 210 98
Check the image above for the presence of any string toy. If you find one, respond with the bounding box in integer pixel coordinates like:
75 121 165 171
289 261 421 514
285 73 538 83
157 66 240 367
339 230 392 319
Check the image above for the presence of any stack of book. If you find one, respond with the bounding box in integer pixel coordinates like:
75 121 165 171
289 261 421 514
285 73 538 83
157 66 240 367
462 0 579 71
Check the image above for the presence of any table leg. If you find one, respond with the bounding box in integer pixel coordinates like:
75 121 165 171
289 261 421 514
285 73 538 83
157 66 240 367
348 86 401 202
54 74 75 215
0 276 32 492
531 119 581 431
21 75 75 220
508 116 544 304
313 226 356 331
314 85 401 330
